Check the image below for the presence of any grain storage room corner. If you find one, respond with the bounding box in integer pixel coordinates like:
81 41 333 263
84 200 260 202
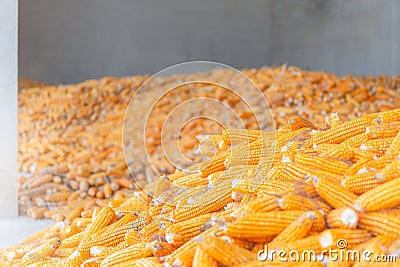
0 0 400 266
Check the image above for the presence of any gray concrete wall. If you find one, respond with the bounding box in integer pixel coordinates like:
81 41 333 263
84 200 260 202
0 0 18 217
19 0 272 84
269 0 399 76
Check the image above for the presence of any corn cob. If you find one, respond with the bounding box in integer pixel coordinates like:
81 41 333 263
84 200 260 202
268 211 315 250
358 212 400 237
192 246 218 267
195 235 257 266
354 177 400 212
224 210 324 240
100 243 152 267
326 207 359 229
312 177 357 209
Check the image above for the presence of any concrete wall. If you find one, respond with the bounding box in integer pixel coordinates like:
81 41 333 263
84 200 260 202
0 0 18 217
270 0 399 76
19 0 272 84
19 0 400 83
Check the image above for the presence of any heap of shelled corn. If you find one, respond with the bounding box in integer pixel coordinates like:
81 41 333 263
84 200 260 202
18 66 400 221
2 108 400 266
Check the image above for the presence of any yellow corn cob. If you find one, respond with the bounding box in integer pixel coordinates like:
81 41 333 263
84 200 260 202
21 237 60 266
170 247 196 267
376 159 400 181
133 257 163 267
165 213 213 245
354 234 396 252
197 151 230 177
59 225 82 241
341 133 369 148
164 225 222 266
358 212 400 237
341 170 382 194
268 211 315 250
312 177 357 209
362 137 394 156
173 183 232 221
319 143 353 161
52 247 75 258
58 232 84 250
220 129 263 147
305 113 378 146
326 207 359 229
225 138 275 167
147 241 177 257
373 108 400 124
81 206 116 242
386 130 400 155
195 235 257 266
172 173 209 187
245 195 280 213
89 245 117 261
295 152 350 175
192 246 218 267
100 244 152 267
95 212 136 237
365 122 400 139
127 219 171 245
285 235 323 254
224 210 324 240
354 177 400 212
285 116 316 131
276 194 320 211
318 229 372 249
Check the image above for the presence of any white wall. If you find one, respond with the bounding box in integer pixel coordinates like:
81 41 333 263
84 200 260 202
269 0 399 76
0 0 18 217
19 0 272 84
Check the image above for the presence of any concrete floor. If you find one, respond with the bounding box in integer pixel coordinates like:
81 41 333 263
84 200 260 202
0 217 54 247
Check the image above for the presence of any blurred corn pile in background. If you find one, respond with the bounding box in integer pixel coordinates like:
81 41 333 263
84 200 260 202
17 66 400 221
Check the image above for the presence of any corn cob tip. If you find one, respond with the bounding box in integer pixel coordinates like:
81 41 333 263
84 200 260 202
192 235 205 243
232 179 241 188
353 204 363 212
341 208 358 228
319 231 333 248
